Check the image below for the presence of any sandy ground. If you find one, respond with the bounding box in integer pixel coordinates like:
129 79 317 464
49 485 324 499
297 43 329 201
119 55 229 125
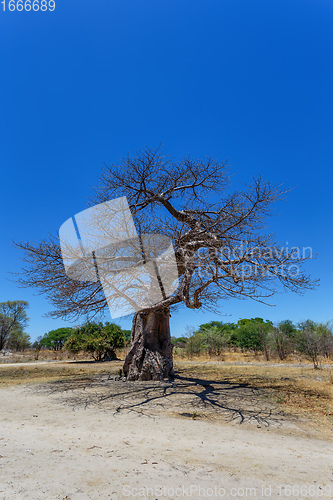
0 378 332 500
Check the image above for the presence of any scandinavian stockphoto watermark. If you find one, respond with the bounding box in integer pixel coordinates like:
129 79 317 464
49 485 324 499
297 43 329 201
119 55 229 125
193 241 313 281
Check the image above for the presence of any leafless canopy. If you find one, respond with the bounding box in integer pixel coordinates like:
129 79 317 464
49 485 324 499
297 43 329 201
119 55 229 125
16 146 316 320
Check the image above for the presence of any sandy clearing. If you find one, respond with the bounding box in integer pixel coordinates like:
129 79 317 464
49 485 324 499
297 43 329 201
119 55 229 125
0 383 332 500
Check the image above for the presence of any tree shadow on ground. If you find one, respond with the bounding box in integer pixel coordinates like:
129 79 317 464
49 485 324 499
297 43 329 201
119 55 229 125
34 371 289 428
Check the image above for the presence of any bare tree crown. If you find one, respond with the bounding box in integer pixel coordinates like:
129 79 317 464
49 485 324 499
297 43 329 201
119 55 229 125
16 146 316 320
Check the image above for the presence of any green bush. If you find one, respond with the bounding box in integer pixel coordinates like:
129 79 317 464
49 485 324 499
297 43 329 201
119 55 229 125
185 321 236 358
235 318 272 359
65 322 125 362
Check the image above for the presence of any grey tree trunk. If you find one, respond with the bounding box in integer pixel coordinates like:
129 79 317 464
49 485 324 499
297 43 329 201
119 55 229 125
123 309 174 381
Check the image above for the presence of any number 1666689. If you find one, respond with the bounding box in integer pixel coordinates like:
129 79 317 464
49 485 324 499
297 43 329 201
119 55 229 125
1 0 55 11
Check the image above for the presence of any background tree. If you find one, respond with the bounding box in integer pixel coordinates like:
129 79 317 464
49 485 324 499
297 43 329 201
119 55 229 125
236 318 273 360
17 147 315 380
185 332 205 358
269 320 297 360
315 322 333 359
296 320 333 368
31 335 43 360
32 336 43 350
65 322 125 362
197 322 233 356
0 301 29 351
7 328 31 351
40 327 74 351
171 336 188 349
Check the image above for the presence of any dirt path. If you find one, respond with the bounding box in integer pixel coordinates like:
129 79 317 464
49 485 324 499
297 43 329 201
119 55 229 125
0 360 66 368
0 382 332 500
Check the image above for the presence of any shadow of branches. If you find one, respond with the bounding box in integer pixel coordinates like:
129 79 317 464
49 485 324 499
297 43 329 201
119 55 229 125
34 372 288 428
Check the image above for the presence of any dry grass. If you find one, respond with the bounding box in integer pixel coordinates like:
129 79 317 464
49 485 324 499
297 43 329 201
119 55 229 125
174 361 333 433
0 352 332 435
0 349 95 364
173 349 333 365
0 360 124 387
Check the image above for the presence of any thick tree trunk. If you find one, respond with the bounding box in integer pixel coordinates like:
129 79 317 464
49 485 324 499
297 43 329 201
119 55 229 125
123 308 174 381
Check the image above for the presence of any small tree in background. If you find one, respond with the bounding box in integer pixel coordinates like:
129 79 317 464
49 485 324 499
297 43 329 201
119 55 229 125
316 322 333 359
185 333 205 358
269 320 297 360
171 336 188 349
236 318 272 360
202 326 228 356
197 322 233 356
32 336 43 350
297 320 333 368
0 301 29 351
31 335 43 360
183 321 236 358
65 322 125 362
297 320 322 368
40 327 74 351
7 328 31 351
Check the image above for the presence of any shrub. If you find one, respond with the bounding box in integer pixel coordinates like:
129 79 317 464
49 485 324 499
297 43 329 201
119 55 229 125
65 322 125 362
185 334 205 358
235 318 272 360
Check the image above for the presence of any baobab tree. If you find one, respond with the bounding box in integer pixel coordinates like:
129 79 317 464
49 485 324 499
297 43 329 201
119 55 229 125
17 147 315 380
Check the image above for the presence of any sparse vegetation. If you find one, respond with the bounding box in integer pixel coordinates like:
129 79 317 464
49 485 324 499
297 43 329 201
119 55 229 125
172 318 333 367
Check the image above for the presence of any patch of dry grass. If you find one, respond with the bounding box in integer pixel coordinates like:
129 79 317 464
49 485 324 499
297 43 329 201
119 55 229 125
1 355 332 435
0 349 104 364
0 360 124 387
173 350 333 365
174 361 333 432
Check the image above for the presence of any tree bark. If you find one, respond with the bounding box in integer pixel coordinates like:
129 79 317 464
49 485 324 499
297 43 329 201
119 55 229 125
123 308 174 381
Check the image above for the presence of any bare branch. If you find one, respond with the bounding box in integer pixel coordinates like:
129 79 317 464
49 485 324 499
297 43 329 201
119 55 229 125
15 146 317 320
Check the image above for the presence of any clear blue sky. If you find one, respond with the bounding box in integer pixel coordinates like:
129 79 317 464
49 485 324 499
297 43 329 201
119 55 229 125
0 0 332 340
